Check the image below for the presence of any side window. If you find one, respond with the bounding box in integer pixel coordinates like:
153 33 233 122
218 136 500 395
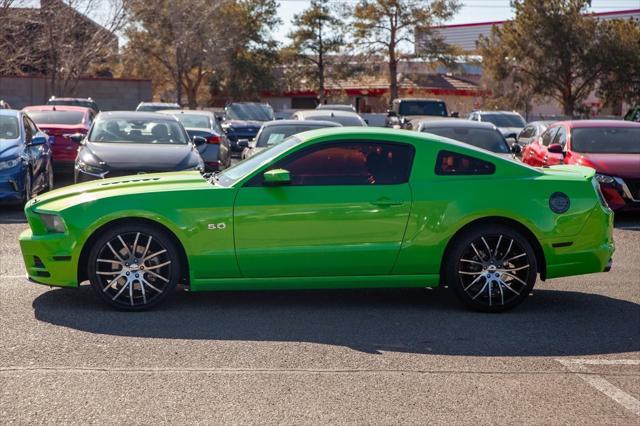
249 141 415 186
520 126 534 139
552 127 566 147
26 117 39 135
22 116 32 143
541 127 559 146
435 150 495 175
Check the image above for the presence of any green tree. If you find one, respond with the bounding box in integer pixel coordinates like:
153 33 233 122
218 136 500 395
287 0 343 104
350 0 460 101
478 0 637 116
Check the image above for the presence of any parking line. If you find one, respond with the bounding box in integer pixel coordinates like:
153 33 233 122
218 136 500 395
557 359 640 416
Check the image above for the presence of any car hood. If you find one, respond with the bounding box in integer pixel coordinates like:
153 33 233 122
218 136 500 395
0 139 20 159
28 171 212 212
573 153 640 179
82 142 201 170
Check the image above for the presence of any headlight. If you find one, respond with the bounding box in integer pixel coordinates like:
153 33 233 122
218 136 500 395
0 158 19 171
77 161 106 176
39 213 66 233
595 174 615 184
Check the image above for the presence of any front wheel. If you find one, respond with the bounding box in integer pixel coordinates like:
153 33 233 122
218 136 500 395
87 223 182 310
445 225 538 312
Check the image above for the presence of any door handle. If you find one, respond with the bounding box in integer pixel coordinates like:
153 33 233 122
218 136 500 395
371 198 403 207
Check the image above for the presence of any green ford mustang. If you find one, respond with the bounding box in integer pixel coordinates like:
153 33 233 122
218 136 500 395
19 127 614 312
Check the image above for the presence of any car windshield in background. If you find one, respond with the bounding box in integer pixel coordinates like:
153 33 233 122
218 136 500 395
28 111 84 125
423 127 510 153
304 114 363 126
399 101 448 117
227 104 274 121
48 100 97 110
88 118 188 144
571 127 640 153
176 114 210 129
481 114 526 127
138 105 180 112
0 116 19 139
257 125 328 147
217 136 302 186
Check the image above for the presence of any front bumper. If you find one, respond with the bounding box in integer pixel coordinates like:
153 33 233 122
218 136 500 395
0 166 24 201
19 228 78 288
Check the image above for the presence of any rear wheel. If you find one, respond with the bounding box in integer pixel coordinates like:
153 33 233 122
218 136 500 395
87 223 182 310
445 225 538 312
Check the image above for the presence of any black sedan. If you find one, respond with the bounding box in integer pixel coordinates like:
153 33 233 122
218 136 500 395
160 110 231 171
73 112 204 183
416 119 521 159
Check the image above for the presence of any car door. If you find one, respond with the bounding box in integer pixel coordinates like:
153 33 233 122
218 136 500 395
234 140 414 278
23 115 49 194
529 127 558 166
543 125 566 166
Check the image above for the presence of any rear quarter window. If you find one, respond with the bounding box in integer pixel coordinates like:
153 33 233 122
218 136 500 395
435 151 495 175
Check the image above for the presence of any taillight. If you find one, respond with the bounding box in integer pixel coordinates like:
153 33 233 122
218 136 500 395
207 135 222 144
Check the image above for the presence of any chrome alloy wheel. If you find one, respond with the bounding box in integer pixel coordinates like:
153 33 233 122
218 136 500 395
94 232 172 307
457 234 531 307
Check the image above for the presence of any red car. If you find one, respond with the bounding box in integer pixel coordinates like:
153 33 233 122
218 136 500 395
22 105 95 167
522 120 640 211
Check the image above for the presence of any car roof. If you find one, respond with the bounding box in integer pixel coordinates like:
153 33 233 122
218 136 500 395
49 97 93 101
420 120 497 130
554 119 640 128
96 111 180 121
296 109 361 118
22 105 91 113
0 109 20 117
262 119 342 127
137 102 180 106
159 109 214 116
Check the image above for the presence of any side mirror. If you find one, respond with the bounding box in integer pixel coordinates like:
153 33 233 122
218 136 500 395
29 135 47 146
511 143 522 154
192 136 207 146
450 111 459 118
548 143 563 154
65 133 85 144
238 139 250 148
263 168 291 185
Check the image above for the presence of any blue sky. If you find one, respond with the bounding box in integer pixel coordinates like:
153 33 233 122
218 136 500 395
274 0 640 44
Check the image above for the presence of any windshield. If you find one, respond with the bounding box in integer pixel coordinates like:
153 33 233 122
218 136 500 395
571 127 640 153
256 125 334 148
316 105 355 112
227 103 274 121
175 114 211 129
28 111 84 125
217 136 302 186
481 113 525 128
48 99 97 110
88 118 188 144
137 104 180 112
398 101 448 117
302 114 364 126
423 127 510 153
0 116 19 139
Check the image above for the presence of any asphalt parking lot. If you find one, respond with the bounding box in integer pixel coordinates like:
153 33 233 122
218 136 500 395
1 172 639 424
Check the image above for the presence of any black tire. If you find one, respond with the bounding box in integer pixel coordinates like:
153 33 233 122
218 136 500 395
444 224 538 312
87 222 182 311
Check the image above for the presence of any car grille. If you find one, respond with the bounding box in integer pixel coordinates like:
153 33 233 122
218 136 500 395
623 178 640 201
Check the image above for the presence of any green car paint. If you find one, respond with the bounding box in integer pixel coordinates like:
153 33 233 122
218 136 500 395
19 128 614 297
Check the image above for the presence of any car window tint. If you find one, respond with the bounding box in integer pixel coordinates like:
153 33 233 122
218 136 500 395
22 116 32 142
520 126 534 139
253 141 414 186
552 127 567 147
541 127 559 146
435 151 495 175
26 116 39 134
0 116 19 139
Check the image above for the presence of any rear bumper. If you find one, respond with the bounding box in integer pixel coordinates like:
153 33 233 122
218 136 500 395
19 229 78 288
543 205 615 279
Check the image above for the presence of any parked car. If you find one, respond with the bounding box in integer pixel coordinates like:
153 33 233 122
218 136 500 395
20 127 613 312
291 109 367 126
73 111 204 183
47 96 99 113
316 104 356 112
241 120 341 159
0 109 54 203
159 110 231 171
386 98 454 129
417 120 521 159
135 102 181 112
521 120 640 211
23 105 94 169
468 111 526 142
516 121 555 147
221 102 275 155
